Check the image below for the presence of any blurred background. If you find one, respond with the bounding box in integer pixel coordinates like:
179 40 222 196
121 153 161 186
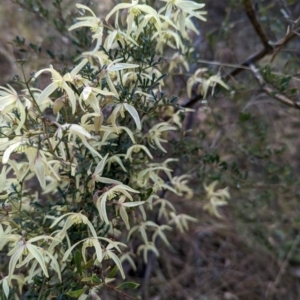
1 0 300 299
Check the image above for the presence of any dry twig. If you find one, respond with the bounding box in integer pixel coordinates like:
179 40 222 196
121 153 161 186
249 63 300 109
184 1 300 108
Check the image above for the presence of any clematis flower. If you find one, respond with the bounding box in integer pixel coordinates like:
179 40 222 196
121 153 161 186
69 4 104 51
105 0 161 37
0 84 31 134
34 59 88 114
187 68 229 98
104 26 138 50
94 184 139 224
153 198 176 220
58 123 102 159
147 122 177 153
7 235 61 284
152 22 185 53
152 225 172 246
106 154 127 172
79 85 115 114
0 274 25 299
128 221 158 244
82 50 110 68
125 144 153 162
88 154 121 191
107 102 141 133
0 136 27 164
203 181 230 218
137 242 159 263
168 212 197 233
0 223 20 250
160 0 207 20
63 237 103 264
120 252 137 272
99 59 139 96
49 212 98 240
102 240 126 279
115 195 144 230
171 174 193 199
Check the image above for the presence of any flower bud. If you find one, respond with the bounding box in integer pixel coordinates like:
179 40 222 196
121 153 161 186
53 96 65 114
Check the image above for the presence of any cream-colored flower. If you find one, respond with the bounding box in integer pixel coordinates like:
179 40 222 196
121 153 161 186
0 136 27 164
160 0 206 21
115 195 144 230
79 85 115 114
69 4 104 50
0 84 31 133
0 223 20 250
104 26 138 50
63 237 103 264
88 154 121 191
107 102 141 133
125 144 153 162
58 123 102 159
203 181 230 218
128 221 158 244
153 198 176 220
0 274 25 299
168 212 197 233
147 122 176 153
49 212 98 240
7 235 61 284
34 59 88 114
171 174 193 199
152 224 172 246
94 184 139 224
99 59 139 96
106 0 161 37
152 26 185 53
187 68 229 98
102 240 126 279
120 252 137 272
137 242 159 263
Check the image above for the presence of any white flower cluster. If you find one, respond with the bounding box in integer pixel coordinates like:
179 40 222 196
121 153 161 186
0 1 209 298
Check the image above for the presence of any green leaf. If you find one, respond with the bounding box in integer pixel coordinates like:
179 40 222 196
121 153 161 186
74 250 82 275
117 282 139 290
107 265 119 278
47 49 56 59
82 258 95 270
81 276 92 282
66 289 85 298
218 161 228 170
91 274 101 284
279 76 291 92
141 188 153 201
239 112 251 122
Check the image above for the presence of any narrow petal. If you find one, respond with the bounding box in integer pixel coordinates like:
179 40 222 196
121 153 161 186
38 82 58 103
2 141 23 164
70 58 88 77
105 3 132 22
8 246 24 283
123 103 141 130
35 156 46 189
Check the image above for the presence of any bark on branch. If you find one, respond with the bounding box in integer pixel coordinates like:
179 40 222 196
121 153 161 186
249 63 300 109
184 1 300 108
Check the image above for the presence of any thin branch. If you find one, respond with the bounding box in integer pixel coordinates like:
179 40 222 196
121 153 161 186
278 0 292 20
227 27 300 79
184 27 300 108
243 0 273 50
265 235 300 298
249 63 300 109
